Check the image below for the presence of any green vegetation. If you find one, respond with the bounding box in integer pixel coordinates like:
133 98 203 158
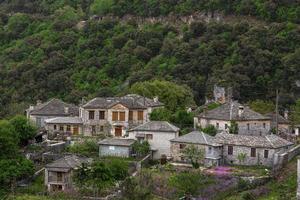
201 124 218 136
73 159 129 195
229 120 239 134
249 100 275 115
169 171 214 198
0 118 35 197
181 145 205 168
132 141 150 157
0 1 299 118
66 139 98 157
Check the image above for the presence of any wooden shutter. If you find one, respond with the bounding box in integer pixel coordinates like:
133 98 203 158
99 111 105 120
119 112 125 121
228 146 233 155
89 111 95 120
112 111 118 121
138 111 144 121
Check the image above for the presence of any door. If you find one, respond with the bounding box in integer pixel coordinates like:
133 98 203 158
115 126 122 137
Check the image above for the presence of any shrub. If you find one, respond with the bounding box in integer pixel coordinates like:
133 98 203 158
201 125 217 136
67 139 98 156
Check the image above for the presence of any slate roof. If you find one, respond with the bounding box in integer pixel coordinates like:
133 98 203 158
170 131 221 146
265 112 289 124
198 101 270 121
128 121 180 132
82 94 163 109
45 117 83 124
46 155 90 170
214 133 293 149
98 138 136 147
29 99 79 116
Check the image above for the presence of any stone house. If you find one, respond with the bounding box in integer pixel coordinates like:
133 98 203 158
98 138 135 158
44 117 83 136
45 155 90 192
265 112 290 133
80 94 163 137
127 121 179 159
214 133 293 167
195 101 271 136
170 131 223 167
26 99 79 128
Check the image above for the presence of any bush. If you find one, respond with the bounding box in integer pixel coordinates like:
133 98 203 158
67 139 98 157
201 125 217 136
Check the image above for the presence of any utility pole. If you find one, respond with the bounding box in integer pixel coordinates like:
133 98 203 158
275 89 279 135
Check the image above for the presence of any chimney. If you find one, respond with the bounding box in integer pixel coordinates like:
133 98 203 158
29 105 35 110
284 110 289 120
238 106 244 117
64 107 69 114
36 100 42 106
153 96 159 103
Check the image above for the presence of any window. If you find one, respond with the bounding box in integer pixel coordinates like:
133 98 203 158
119 112 125 121
180 144 186 149
247 123 250 130
66 125 71 132
216 123 219 129
264 150 269 158
146 134 153 140
57 172 63 182
228 146 233 155
100 126 104 132
54 125 57 130
91 125 96 134
251 148 256 157
59 126 64 131
138 111 144 121
263 123 266 128
112 111 118 121
109 146 115 150
208 146 212 154
225 124 228 129
129 111 133 121
99 111 105 120
89 111 95 120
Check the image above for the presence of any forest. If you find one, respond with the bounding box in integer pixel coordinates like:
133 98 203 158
0 0 299 118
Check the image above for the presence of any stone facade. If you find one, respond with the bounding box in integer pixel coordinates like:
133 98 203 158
45 123 83 135
45 168 73 192
198 118 271 136
170 142 222 167
81 103 148 137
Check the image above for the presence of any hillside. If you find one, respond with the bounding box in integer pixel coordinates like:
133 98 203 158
0 0 300 118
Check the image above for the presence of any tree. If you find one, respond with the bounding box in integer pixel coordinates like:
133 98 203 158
237 153 246 164
249 100 275 114
10 115 37 146
129 80 195 112
229 120 239 134
201 125 217 136
0 120 19 158
149 108 172 121
291 99 300 125
171 109 194 129
132 141 150 157
181 145 204 169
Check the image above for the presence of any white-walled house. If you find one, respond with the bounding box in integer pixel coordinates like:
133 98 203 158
195 101 271 136
127 121 179 159
80 94 163 137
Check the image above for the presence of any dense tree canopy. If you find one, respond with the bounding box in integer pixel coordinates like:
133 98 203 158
0 1 299 118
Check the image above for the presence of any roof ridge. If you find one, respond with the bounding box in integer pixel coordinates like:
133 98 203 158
265 135 275 148
201 132 208 145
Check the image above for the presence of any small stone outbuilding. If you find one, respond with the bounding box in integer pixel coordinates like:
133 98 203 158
98 138 136 158
45 155 90 192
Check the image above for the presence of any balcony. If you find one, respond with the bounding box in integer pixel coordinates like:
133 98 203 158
48 175 69 184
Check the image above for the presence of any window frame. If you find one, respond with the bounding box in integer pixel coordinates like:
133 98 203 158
228 146 233 155
99 111 105 120
119 111 126 121
250 148 256 157
264 150 269 158
89 111 95 120
112 111 118 121
138 110 144 121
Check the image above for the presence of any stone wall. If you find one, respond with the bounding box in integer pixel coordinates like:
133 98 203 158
99 145 131 158
222 145 277 167
273 144 300 172
170 142 222 167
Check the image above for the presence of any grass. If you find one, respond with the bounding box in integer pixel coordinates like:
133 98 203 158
231 165 270 177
